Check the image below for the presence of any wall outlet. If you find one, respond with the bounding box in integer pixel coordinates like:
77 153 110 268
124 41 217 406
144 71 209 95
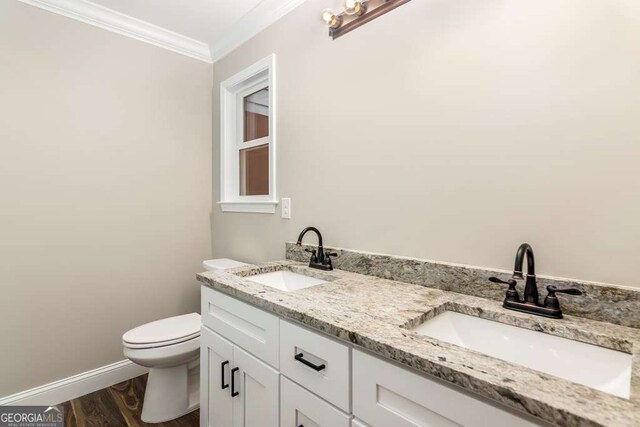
281 198 291 219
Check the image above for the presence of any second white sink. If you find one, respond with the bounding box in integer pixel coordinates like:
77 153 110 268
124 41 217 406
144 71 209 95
246 270 326 292
411 311 632 399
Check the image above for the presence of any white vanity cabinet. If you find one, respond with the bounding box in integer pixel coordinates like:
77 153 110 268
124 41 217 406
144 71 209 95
200 327 279 427
279 320 350 412
201 286 279 368
281 376 351 427
233 345 279 427
200 329 233 427
200 287 280 427
352 350 543 427
200 287 545 427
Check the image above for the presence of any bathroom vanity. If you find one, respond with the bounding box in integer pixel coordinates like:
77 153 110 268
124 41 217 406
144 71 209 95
197 256 640 427
200 286 541 427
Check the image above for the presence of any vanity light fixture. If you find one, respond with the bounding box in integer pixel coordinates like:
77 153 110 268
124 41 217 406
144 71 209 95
321 8 342 29
321 0 412 39
344 0 367 16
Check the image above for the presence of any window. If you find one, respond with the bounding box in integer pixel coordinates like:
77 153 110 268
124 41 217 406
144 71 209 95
239 87 269 196
219 55 276 213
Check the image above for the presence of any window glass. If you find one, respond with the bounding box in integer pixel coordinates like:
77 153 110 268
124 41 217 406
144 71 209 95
243 88 269 142
239 144 269 196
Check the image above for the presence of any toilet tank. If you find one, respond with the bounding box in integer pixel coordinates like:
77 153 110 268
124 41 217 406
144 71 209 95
202 258 248 272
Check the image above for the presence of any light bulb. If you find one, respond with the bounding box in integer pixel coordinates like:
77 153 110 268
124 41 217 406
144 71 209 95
321 8 342 29
321 9 335 24
344 0 366 16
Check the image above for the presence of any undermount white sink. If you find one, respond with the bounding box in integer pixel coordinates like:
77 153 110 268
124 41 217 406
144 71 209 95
411 311 632 399
246 270 326 292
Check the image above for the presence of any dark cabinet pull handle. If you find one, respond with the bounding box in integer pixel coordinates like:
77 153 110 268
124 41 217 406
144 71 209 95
231 367 240 397
294 353 326 372
220 360 229 390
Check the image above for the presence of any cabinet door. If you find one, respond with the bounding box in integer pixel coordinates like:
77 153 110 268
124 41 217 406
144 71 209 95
280 376 351 427
232 345 279 427
353 350 543 427
201 327 234 427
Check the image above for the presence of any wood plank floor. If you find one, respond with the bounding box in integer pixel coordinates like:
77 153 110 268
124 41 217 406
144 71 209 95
60 374 199 426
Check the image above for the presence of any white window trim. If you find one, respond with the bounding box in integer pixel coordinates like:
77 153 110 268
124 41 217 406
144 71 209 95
218 54 277 213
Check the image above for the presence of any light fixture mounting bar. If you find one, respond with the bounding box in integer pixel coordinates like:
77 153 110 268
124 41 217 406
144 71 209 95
330 0 413 39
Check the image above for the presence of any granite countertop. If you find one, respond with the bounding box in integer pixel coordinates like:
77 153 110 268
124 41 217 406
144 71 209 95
197 261 640 427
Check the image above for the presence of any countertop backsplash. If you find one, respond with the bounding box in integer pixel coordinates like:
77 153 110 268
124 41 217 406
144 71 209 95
286 243 640 328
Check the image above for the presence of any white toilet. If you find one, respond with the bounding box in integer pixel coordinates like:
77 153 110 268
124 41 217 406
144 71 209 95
122 258 247 423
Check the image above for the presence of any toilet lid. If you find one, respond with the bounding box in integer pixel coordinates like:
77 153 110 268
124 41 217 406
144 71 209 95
123 313 201 347
203 258 248 271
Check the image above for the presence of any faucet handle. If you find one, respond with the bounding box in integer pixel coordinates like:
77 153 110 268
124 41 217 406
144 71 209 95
489 277 516 286
546 285 582 296
544 285 582 311
489 277 519 302
323 251 338 268
304 248 318 263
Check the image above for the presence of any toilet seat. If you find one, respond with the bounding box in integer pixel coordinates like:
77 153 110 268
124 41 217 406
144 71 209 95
123 334 200 368
123 313 201 349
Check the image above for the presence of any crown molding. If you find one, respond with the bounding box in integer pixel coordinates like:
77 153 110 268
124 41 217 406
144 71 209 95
18 0 213 63
211 0 308 63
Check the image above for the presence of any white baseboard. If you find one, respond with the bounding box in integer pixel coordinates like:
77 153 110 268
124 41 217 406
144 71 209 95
0 360 148 406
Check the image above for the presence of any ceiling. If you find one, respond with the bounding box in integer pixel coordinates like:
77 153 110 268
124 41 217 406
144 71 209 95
91 0 264 47
20 0 307 62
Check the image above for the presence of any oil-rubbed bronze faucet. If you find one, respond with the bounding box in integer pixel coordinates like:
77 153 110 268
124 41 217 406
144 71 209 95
489 243 582 319
296 227 337 271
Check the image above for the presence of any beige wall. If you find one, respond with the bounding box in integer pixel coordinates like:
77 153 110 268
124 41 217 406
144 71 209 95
212 0 640 287
0 2 212 396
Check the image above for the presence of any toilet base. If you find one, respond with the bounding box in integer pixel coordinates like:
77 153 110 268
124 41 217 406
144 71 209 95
141 361 200 423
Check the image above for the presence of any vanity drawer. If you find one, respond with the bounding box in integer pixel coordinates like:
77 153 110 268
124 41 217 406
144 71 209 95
280 320 350 411
201 286 279 368
280 376 351 427
353 350 542 427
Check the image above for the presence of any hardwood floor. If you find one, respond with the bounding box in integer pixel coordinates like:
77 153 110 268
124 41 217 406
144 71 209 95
60 375 199 426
